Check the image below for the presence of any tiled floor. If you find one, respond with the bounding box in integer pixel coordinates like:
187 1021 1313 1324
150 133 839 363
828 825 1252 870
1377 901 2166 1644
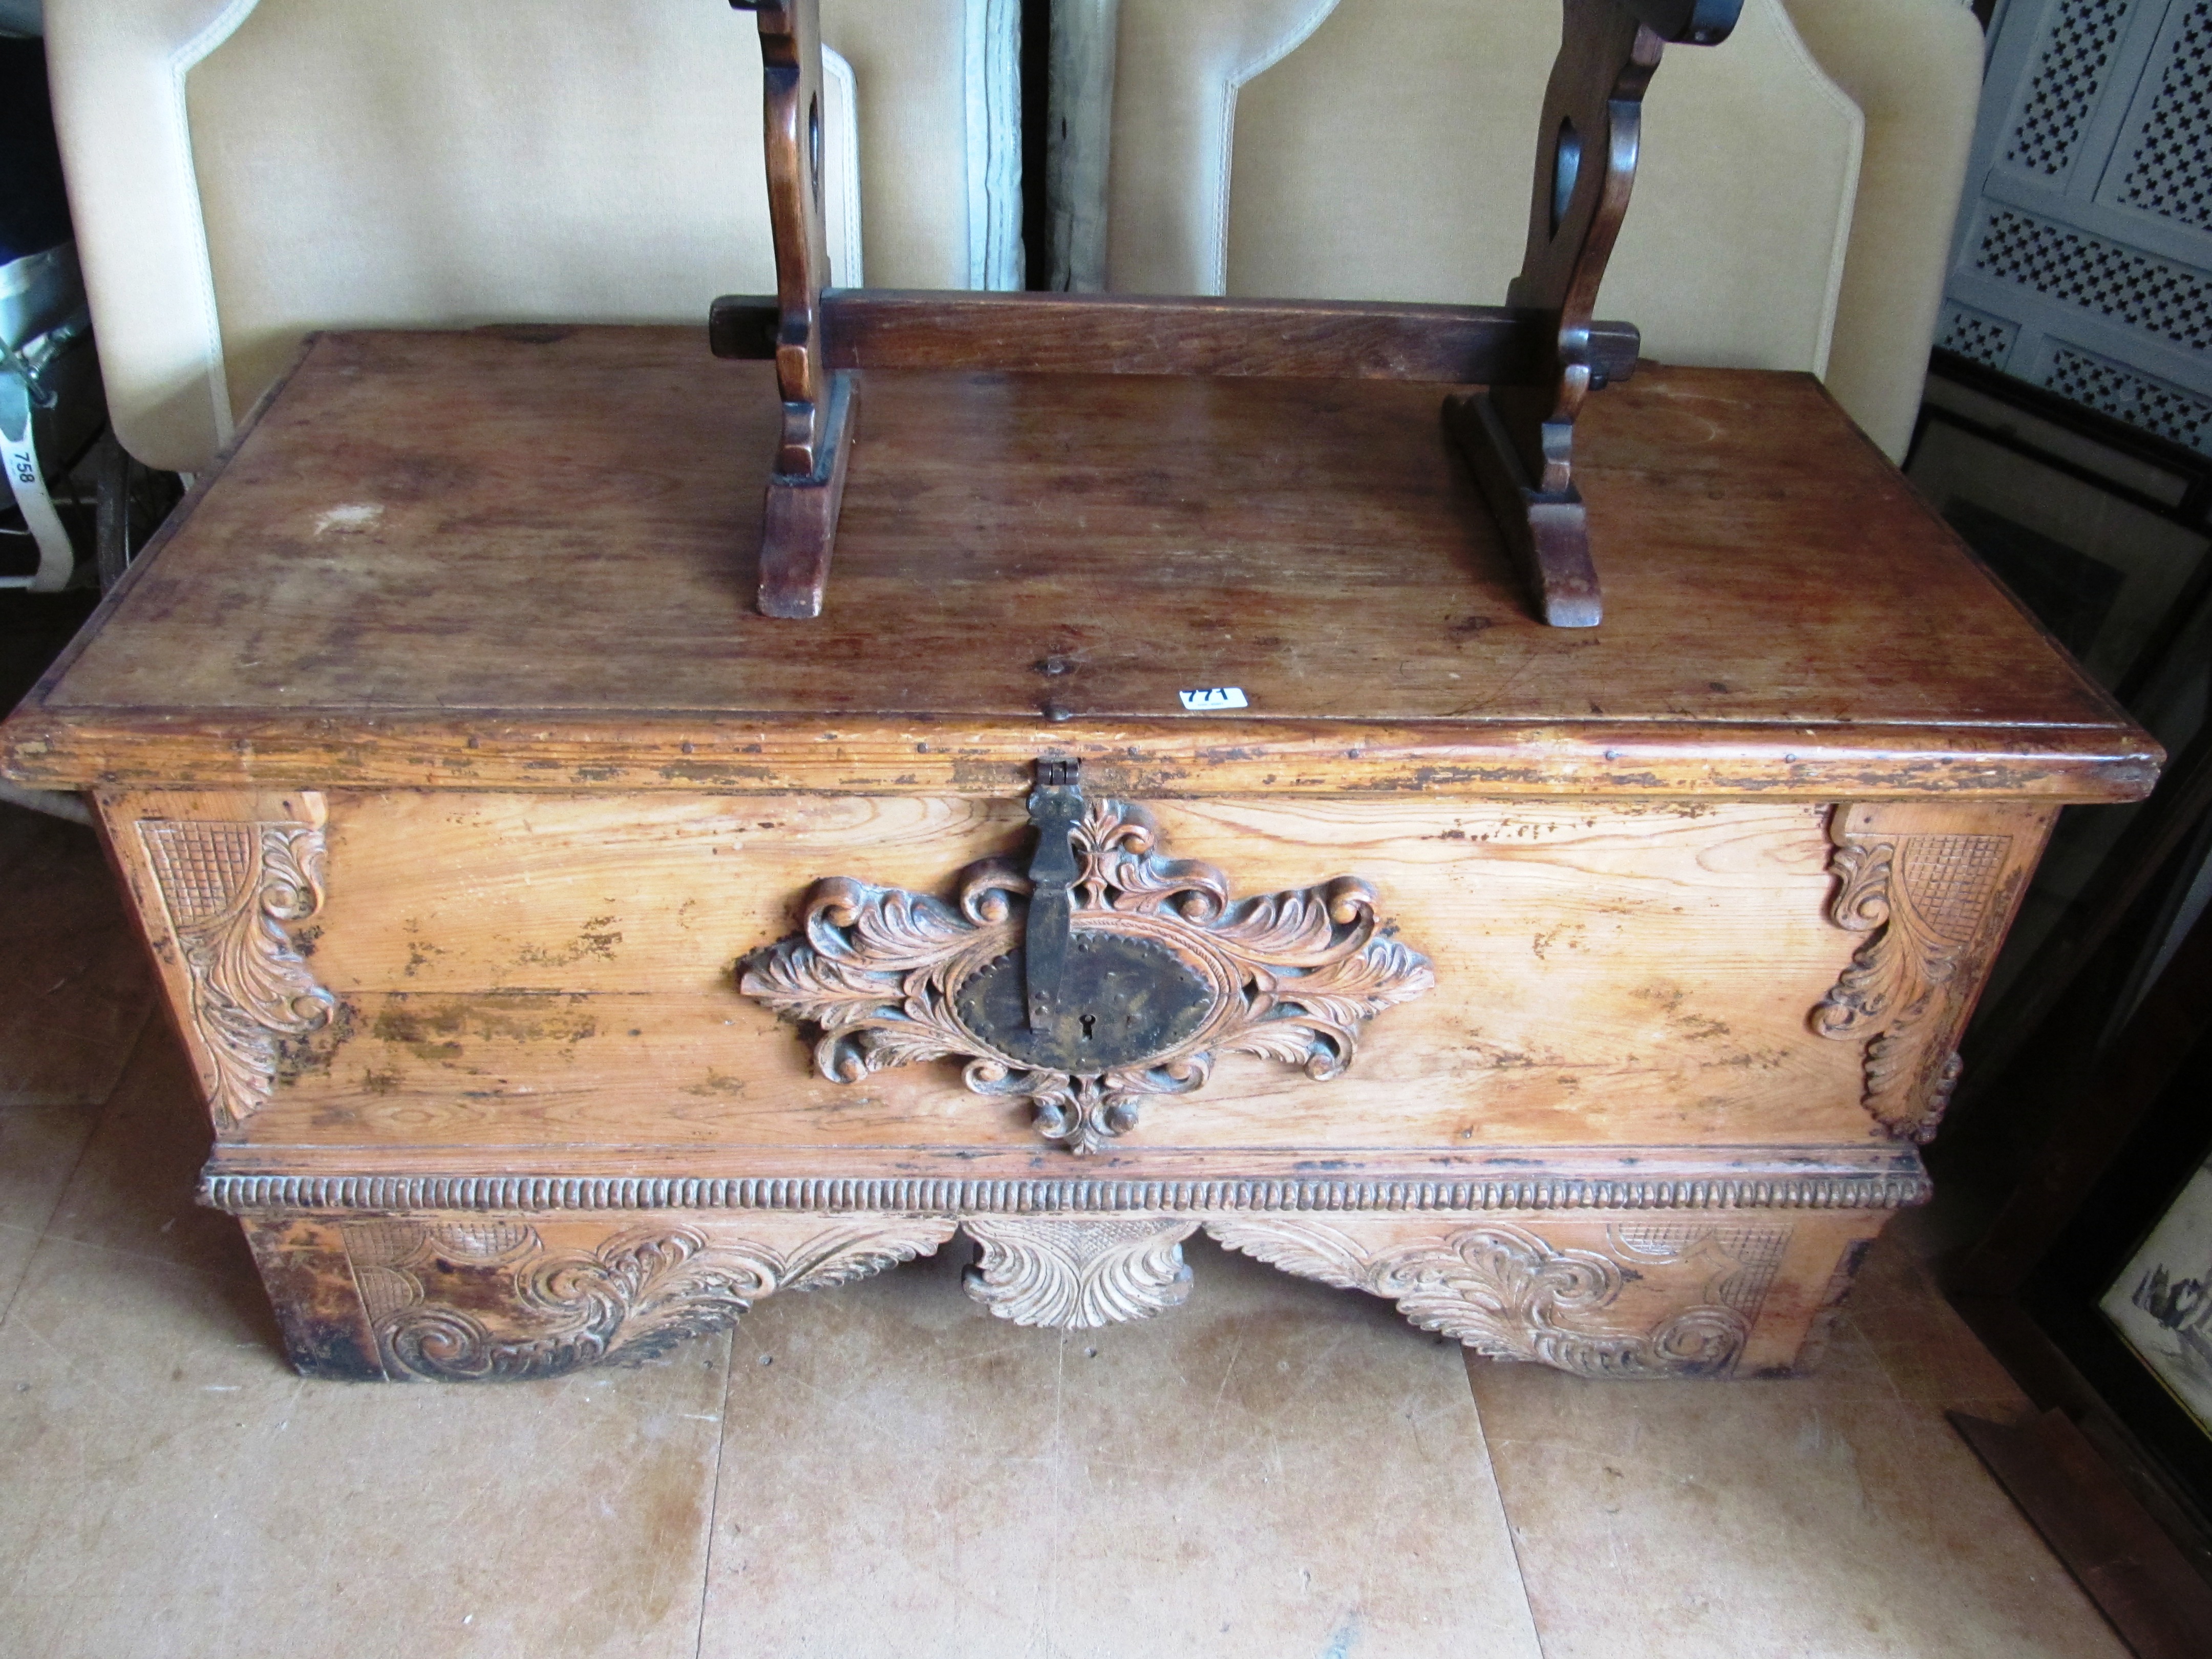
0 801 2131 1657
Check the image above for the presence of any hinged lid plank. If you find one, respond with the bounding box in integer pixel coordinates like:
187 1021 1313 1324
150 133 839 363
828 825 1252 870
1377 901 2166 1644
1 328 2156 799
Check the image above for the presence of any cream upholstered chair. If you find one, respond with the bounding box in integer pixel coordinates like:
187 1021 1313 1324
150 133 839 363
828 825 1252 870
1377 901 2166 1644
41 0 1012 476
1095 0 1983 460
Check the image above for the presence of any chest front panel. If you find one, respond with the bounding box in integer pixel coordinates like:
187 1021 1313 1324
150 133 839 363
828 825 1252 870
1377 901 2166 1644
100 787 2048 1164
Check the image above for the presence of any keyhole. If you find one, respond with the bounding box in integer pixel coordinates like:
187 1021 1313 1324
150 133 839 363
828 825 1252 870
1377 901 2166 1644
1079 1013 1097 1041
1550 117 1582 238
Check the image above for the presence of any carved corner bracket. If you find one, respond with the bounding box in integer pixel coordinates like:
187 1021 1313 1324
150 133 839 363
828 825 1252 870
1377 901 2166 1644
138 802 336 1130
738 762 1435 1153
1811 808 2020 1143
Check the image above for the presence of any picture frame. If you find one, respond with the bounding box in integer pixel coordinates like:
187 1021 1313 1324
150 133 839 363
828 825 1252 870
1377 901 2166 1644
2019 995 2212 1519
1910 351 2212 1096
1907 351 2212 706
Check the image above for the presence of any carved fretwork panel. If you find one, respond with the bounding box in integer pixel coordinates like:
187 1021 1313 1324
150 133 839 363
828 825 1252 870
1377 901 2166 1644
1811 803 2043 1143
961 1218 1201 1328
1206 1215 1791 1378
740 777 1434 1154
334 1215 956 1381
135 797 336 1130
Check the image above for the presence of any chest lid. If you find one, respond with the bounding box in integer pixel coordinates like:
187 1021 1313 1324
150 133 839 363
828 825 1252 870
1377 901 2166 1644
0 328 2158 800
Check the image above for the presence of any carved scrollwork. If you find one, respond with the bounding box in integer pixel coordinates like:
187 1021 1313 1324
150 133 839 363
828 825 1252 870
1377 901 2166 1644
739 794 1434 1153
1206 1218 1772 1378
1812 820 2013 1142
961 1218 1201 1328
139 812 336 1129
342 1218 955 1381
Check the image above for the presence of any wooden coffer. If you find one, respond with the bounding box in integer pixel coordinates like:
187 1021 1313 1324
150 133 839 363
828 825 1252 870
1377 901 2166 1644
0 330 2159 1381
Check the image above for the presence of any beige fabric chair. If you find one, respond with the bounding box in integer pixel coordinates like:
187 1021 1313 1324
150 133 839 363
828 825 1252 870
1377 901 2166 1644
1102 0 1983 459
42 0 996 474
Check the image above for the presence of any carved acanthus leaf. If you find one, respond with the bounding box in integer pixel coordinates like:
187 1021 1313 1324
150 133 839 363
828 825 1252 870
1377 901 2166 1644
740 878 1015 1083
1206 1219 1753 1378
1812 822 2012 1143
1072 798 1227 918
961 1218 1200 1328
740 795 1433 1154
139 815 336 1129
1224 935 1438 1079
352 1219 956 1380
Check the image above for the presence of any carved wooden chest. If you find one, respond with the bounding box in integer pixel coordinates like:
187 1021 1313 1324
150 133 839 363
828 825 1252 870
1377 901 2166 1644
0 329 2157 1380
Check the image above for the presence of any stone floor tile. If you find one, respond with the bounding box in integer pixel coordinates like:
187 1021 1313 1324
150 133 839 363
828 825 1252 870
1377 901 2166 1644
0 994 731 1659
0 1102 97 1320
0 1233 729 1659
1470 1218 2126 1659
697 1236 1542 1659
0 803 153 1108
1846 1218 2035 1413
1777 1292 1901 1403
42 1020 244 1280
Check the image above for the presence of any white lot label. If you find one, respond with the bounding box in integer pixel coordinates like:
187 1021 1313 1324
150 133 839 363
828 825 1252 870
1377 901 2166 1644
2 402 75 592
1178 686 1248 711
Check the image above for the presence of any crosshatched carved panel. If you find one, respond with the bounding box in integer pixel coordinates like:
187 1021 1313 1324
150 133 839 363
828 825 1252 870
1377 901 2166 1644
1938 304 2020 371
2118 0 2212 228
2044 342 2212 451
1899 835 2008 942
1608 1219 1788 1321
141 820 259 926
1971 208 2212 353
2005 0 2136 178
1949 0 2212 430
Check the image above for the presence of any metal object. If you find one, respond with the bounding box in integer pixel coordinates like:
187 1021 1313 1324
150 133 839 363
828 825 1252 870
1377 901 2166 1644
1023 757 1084 1029
739 760 1437 1153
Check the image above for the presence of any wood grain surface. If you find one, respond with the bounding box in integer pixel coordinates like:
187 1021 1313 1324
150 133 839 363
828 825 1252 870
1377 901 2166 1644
1 328 2155 799
239 1201 1867 1380
95 787 2046 1158
707 290 1645 386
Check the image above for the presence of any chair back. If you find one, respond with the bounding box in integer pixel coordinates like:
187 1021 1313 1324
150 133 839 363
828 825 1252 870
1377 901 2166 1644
1103 0 1983 457
44 0 994 472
